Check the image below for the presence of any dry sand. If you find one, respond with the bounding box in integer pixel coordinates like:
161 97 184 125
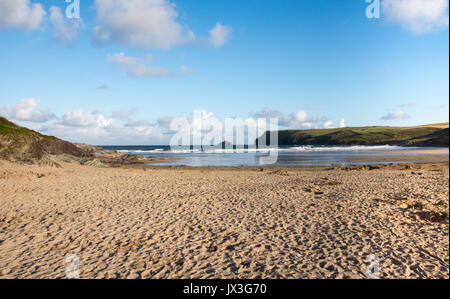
0 160 448 279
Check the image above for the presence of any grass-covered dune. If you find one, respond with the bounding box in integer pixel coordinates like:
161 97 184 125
0 117 160 165
0 116 88 163
258 123 449 147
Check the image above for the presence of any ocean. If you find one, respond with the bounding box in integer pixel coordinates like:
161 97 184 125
100 145 447 167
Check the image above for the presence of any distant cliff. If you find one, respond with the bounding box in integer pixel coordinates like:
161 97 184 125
257 123 449 147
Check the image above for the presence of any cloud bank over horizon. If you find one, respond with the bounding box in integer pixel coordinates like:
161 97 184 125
1 100 352 145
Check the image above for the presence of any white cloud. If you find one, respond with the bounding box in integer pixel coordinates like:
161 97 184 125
41 109 154 144
253 109 324 129
0 98 56 123
157 116 177 135
253 109 285 122
158 110 228 138
323 120 334 128
49 6 82 46
129 125 153 137
158 110 219 137
208 22 232 48
92 0 195 49
0 0 46 31
294 110 308 122
157 109 343 146
339 119 346 128
382 0 449 33
2 99 155 144
96 114 114 128
13 98 39 120
108 52 176 78
41 122 152 145
124 120 151 128
381 110 410 120
1 102 350 145
61 110 107 128
157 110 259 145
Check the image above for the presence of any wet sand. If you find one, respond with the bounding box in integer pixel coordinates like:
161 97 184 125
344 148 449 164
381 148 449 155
0 159 448 279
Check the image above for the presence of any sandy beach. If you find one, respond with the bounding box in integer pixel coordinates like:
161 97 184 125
0 160 448 279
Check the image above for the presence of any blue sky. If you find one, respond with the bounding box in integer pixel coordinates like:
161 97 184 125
0 0 449 144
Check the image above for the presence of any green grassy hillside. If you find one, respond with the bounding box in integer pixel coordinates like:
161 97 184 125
257 124 449 147
0 117 161 165
0 117 89 162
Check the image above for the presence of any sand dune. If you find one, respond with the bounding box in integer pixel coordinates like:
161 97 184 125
0 161 448 279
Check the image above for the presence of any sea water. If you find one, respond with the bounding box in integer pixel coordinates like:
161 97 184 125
100 145 446 167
